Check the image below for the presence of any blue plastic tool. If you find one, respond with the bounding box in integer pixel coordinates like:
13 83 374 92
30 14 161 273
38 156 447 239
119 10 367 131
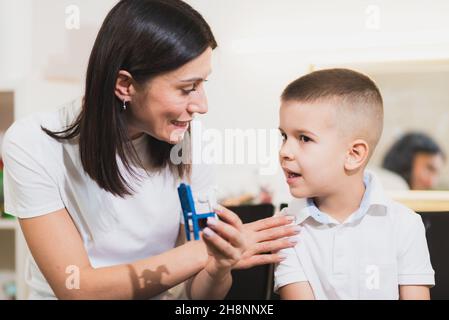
177 183 217 241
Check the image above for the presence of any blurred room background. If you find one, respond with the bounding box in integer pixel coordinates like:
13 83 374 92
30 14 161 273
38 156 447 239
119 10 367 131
1 0 449 299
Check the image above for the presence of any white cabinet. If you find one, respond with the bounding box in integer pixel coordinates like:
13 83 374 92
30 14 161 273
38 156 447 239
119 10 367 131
0 219 28 300
1 88 29 300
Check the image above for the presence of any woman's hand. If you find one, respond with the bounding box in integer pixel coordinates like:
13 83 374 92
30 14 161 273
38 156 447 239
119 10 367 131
188 205 299 299
212 205 300 270
200 204 300 276
201 206 247 279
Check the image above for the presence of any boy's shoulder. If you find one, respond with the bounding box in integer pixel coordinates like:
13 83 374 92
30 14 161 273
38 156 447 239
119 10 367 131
383 196 424 230
368 169 423 227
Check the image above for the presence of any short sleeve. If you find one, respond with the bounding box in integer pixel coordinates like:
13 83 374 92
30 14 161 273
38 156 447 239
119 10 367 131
2 120 65 218
274 245 308 293
397 212 435 286
273 207 308 293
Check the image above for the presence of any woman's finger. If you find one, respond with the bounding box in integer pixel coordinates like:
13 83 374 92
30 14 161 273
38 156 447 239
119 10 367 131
244 215 295 232
234 253 288 270
202 227 241 261
214 205 243 231
253 238 298 254
207 218 246 249
255 224 301 242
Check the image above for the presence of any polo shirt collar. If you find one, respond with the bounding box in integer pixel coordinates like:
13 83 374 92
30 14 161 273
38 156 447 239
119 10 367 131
287 170 389 225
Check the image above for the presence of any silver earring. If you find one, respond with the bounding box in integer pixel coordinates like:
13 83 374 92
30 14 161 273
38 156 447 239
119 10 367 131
122 100 127 111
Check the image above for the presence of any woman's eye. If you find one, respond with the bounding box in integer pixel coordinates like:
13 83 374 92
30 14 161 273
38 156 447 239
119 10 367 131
299 135 311 143
181 84 197 95
181 88 195 95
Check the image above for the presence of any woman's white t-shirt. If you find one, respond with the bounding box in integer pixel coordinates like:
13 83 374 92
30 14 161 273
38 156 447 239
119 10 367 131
2 99 214 299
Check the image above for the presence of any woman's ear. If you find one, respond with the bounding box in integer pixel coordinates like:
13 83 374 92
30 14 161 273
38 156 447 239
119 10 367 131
114 70 135 102
344 139 370 171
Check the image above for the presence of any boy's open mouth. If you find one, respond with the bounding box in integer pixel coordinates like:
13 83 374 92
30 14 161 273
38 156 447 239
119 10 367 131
288 172 301 178
284 168 302 179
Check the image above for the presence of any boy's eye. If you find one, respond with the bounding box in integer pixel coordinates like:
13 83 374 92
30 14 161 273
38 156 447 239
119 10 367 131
299 135 311 143
280 132 287 141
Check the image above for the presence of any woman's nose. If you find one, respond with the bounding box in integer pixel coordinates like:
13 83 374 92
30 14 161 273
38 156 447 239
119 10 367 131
188 87 208 114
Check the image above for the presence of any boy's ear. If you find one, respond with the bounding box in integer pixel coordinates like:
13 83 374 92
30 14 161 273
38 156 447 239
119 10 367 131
344 139 370 171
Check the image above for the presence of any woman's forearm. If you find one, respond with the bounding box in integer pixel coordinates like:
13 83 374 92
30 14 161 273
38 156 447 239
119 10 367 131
188 266 232 300
21 207 297 300
60 240 209 300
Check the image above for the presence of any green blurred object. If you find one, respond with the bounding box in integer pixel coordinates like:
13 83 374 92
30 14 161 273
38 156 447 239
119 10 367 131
2 212 15 219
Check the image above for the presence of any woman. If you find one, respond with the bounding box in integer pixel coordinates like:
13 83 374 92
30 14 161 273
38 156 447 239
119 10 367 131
383 132 445 190
2 0 297 299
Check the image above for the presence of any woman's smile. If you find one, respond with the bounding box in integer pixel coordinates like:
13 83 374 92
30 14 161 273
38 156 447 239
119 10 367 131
170 120 191 130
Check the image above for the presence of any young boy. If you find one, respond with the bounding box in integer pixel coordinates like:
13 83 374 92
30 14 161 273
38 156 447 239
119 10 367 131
274 68 434 300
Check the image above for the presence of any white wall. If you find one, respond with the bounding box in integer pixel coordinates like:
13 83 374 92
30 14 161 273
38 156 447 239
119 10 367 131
0 0 32 84
187 0 449 196
1 0 449 200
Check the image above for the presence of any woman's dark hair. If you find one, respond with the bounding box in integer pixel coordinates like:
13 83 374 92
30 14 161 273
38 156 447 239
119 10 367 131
382 132 445 187
42 0 217 197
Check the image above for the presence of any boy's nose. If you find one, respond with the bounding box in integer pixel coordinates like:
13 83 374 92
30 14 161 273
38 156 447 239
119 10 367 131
279 143 294 160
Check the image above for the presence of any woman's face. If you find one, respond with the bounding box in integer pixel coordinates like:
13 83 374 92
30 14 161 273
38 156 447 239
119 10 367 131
410 152 445 190
127 47 212 144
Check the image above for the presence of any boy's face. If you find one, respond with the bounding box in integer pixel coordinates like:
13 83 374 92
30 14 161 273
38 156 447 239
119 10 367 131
279 100 349 199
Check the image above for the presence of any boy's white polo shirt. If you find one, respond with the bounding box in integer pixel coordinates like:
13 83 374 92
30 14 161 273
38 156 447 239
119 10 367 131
274 171 435 300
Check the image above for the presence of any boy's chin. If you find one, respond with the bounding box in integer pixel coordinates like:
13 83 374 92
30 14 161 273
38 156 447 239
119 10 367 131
289 186 313 199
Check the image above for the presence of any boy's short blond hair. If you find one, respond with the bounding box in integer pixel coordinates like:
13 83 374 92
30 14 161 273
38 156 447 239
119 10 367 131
281 68 384 158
